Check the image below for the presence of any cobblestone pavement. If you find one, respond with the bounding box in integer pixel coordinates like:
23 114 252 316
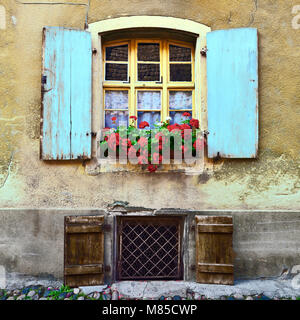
0 284 299 300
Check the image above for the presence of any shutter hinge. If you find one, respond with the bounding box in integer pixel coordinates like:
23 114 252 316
200 47 207 57
190 265 196 271
191 225 196 232
101 224 112 232
104 265 111 273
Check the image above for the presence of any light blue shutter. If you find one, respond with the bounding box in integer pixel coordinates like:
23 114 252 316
41 27 92 160
207 28 258 158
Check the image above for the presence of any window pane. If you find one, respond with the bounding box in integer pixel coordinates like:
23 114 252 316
169 45 191 62
170 64 191 82
138 43 160 61
105 90 128 109
169 111 192 125
105 63 128 81
105 110 129 128
138 63 160 81
138 112 161 129
137 91 161 110
169 91 192 110
106 44 128 61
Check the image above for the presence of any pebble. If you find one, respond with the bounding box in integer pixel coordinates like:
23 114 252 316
7 297 15 300
93 292 100 299
13 289 21 296
39 298 47 300
73 288 80 294
233 294 244 300
194 293 202 300
17 294 26 300
246 296 254 300
32 294 39 300
27 290 36 298
77 296 85 300
112 290 119 300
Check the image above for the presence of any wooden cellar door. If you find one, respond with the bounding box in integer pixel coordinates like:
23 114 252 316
195 216 234 285
64 216 105 287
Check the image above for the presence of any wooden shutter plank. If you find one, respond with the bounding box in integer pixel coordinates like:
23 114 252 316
65 264 103 275
64 215 104 287
195 215 234 285
70 30 92 159
42 27 71 160
66 224 103 234
41 27 92 160
197 224 233 233
207 28 258 158
198 263 234 274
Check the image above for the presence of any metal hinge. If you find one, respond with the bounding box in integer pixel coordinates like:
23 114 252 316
104 265 111 273
200 47 207 57
101 224 112 232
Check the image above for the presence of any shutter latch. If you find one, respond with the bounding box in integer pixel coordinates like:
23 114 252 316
200 47 207 56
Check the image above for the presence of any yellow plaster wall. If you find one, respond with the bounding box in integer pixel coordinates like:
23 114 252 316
0 0 299 210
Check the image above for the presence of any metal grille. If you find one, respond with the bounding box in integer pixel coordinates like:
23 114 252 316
117 217 183 280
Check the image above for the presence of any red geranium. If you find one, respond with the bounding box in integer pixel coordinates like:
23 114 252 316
152 152 163 164
193 138 206 150
107 133 119 151
121 138 132 149
147 164 158 172
139 121 150 129
190 118 199 129
183 112 191 117
128 146 138 160
137 136 148 148
138 155 148 164
130 116 137 121
167 123 182 132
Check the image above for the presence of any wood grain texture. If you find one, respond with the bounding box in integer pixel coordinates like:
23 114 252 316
206 28 258 158
195 216 234 285
64 215 104 287
41 27 92 160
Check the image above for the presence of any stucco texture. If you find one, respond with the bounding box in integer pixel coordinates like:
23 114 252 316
0 0 299 210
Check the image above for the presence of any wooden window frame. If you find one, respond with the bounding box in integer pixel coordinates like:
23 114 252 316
89 16 211 158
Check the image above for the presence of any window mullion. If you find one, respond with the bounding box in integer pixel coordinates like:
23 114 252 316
130 39 135 118
162 40 168 122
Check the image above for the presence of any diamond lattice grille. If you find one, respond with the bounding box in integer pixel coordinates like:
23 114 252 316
118 218 182 280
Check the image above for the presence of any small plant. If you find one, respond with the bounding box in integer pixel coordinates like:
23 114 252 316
47 285 73 300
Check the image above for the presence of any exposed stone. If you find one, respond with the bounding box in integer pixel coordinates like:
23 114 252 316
17 295 25 300
233 294 244 300
246 296 254 300
77 296 84 300
73 288 80 295
32 294 39 300
27 290 36 298
112 290 119 300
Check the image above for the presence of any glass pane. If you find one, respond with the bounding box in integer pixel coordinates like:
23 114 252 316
105 110 129 128
170 64 192 82
138 63 160 81
137 91 161 110
138 112 161 129
105 63 128 81
105 90 128 110
169 91 192 110
106 44 128 61
138 43 160 61
169 45 191 62
169 111 192 125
